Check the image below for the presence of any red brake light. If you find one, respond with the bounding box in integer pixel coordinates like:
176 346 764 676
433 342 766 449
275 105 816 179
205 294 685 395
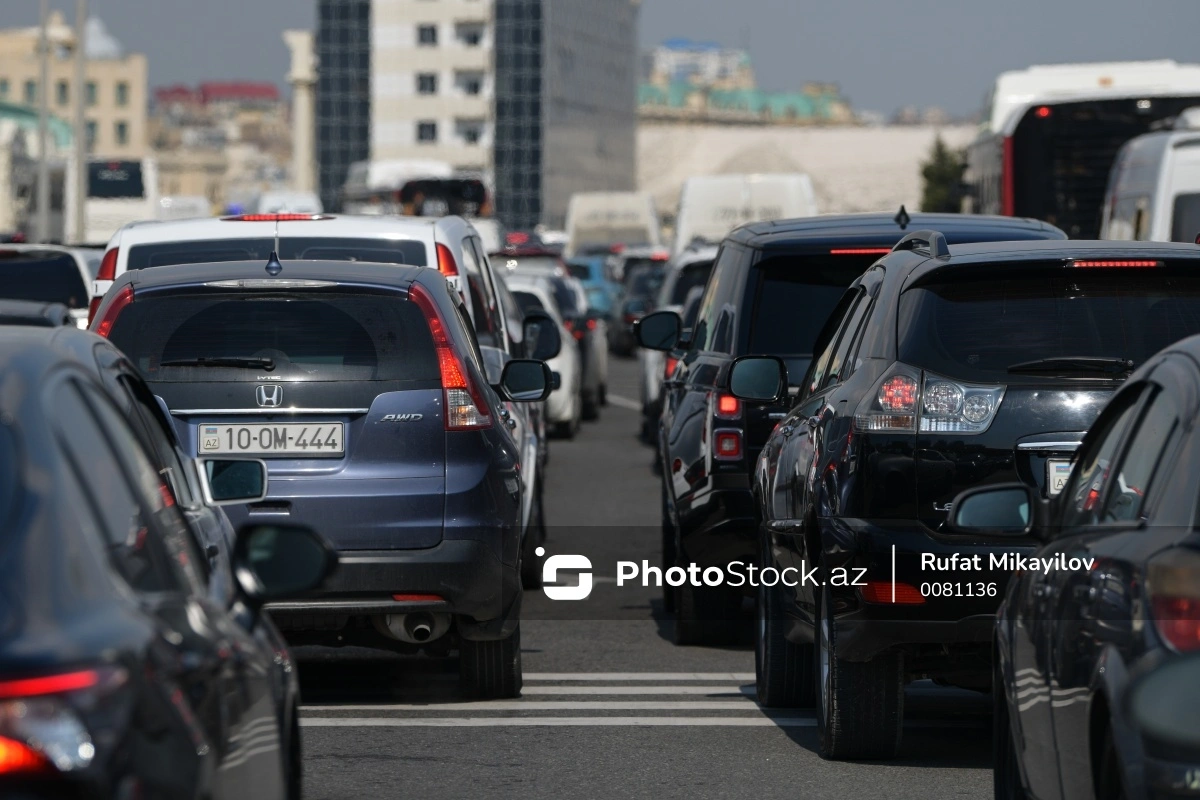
665 356 679 377
506 231 530 246
407 283 490 430
0 736 49 776
860 581 925 605
1153 596 1200 652
0 669 100 700
878 375 918 412
572 328 586 341
830 248 892 255
436 243 459 277
651 250 670 262
586 318 597 331
221 213 329 222
392 593 445 602
716 393 741 418
610 243 626 254
92 285 134 338
713 430 742 460
1072 260 1160 268
1035 106 1052 119
86 296 103 325
97 247 118 280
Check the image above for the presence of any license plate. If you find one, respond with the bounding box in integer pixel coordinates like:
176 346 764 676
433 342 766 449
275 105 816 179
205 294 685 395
1046 458 1073 496
199 423 344 456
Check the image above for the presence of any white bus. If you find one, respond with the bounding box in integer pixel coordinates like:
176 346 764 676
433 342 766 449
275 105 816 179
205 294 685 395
65 156 159 246
671 173 817 255
964 60 1200 238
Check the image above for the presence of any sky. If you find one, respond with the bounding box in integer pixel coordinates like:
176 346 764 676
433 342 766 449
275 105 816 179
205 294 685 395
4 0 1200 115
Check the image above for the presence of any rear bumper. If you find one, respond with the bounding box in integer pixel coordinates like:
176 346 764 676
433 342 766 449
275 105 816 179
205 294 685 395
266 539 520 640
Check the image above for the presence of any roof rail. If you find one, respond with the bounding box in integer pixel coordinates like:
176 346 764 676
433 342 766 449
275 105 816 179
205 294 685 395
892 229 950 259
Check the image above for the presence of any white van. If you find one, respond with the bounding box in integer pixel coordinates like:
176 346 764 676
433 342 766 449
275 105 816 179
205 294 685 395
253 190 324 215
1101 118 1200 242
672 173 818 255
564 191 661 257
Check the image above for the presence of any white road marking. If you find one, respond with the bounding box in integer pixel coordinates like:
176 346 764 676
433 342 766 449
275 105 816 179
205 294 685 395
604 393 642 411
522 685 753 696
302 716 816 728
302 700 759 712
524 672 757 681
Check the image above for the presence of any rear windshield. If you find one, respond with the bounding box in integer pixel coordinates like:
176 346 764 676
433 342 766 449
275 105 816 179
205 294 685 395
566 263 592 280
125 237 428 270
625 264 666 298
1172 194 1200 243
107 291 438 383
549 279 582 317
898 266 1200 383
670 261 713 305
512 291 545 315
0 251 88 308
746 256 882 356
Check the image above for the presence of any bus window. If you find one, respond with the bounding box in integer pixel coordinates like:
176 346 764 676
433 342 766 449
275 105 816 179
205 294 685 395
88 161 145 199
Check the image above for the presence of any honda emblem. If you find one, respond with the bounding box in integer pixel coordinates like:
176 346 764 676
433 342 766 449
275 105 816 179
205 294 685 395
256 384 283 408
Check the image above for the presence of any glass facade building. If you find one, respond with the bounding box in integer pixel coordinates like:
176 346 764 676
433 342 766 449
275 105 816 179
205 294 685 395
494 0 637 229
316 0 371 212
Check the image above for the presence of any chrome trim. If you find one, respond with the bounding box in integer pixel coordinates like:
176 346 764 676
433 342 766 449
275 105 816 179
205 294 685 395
1016 441 1082 451
172 408 369 416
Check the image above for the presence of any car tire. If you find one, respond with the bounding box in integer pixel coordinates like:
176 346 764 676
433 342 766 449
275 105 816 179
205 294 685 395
553 393 581 439
661 482 676 614
581 389 600 422
755 537 815 708
521 484 547 590
599 383 608 406
993 663 1029 800
816 585 903 760
460 623 523 699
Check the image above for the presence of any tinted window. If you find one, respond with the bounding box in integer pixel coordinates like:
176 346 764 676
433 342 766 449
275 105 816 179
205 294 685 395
567 263 592 280
624 264 666 299
0 425 15 529
823 293 872 390
87 160 145 199
549 278 583 317
670 261 714 305
512 290 545 315
1062 397 1140 528
108 292 439 383
746 256 879 357
126 237 428 270
0 251 88 308
1102 389 1178 522
897 267 1200 383
1171 194 1200 243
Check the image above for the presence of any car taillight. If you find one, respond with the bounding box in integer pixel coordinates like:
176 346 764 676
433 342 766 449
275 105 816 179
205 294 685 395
1149 549 1200 652
221 213 329 221
1071 260 1161 268
408 283 490 431
855 367 920 432
436 243 459 277
92 285 133 338
715 393 741 420
918 372 1005 434
586 318 597 331
0 666 126 776
88 247 119 325
860 581 925 605
713 429 742 460
665 356 679 378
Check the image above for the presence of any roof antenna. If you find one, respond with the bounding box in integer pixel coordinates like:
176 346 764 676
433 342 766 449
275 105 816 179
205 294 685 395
894 205 911 230
265 251 283 276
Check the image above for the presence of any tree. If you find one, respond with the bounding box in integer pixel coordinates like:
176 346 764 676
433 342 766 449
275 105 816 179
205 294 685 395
920 135 966 213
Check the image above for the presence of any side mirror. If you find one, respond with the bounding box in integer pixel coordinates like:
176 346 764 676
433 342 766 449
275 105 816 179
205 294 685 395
500 359 553 402
945 483 1038 537
232 523 337 608
1127 653 1200 752
199 458 268 506
523 310 562 361
729 356 787 403
634 310 682 351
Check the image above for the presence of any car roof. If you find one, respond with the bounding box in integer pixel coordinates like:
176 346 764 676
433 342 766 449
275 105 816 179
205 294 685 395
109 213 461 248
731 212 1065 250
0 299 75 327
115 258 433 293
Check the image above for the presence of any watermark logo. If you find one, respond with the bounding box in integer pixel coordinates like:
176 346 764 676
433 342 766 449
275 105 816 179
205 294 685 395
539 548 593 601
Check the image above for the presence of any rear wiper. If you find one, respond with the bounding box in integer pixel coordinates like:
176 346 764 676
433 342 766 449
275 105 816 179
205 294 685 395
1007 356 1134 376
158 357 275 370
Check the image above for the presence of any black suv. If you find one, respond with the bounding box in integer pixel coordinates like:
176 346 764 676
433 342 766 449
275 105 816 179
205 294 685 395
635 212 1065 644
730 235 1200 759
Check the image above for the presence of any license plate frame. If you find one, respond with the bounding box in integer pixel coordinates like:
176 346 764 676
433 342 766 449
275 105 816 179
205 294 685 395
199 422 345 457
1046 458 1073 497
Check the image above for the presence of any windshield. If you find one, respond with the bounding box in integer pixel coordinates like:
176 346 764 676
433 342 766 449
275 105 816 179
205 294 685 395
0 251 88 308
87 161 145 199
125 237 428 270
898 266 1200 382
108 292 439 383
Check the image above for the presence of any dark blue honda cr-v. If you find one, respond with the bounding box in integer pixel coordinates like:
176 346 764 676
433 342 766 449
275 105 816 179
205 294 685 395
93 257 557 698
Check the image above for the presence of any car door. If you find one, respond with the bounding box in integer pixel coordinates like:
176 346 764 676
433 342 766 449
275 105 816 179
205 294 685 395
1048 381 1181 800
1008 388 1143 800
54 376 285 798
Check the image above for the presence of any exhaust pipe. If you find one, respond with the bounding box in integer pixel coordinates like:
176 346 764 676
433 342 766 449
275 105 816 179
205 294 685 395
405 613 434 642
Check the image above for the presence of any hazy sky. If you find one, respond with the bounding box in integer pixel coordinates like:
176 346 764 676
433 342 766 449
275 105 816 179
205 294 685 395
4 1 1200 114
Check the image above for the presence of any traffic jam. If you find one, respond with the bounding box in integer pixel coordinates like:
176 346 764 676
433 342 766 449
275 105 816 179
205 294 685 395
4 53 1200 800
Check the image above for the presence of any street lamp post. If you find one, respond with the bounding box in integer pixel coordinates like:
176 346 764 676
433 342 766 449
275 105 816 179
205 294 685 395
36 0 50 242
72 0 88 245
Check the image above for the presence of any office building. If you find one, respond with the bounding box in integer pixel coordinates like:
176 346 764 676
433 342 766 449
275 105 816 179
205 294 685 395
315 0 371 211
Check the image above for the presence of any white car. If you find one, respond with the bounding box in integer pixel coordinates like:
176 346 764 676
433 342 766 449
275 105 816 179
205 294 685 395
0 244 99 328
503 274 583 438
637 245 718 441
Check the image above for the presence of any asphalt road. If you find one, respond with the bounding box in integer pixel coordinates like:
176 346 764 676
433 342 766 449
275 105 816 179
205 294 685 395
297 357 993 800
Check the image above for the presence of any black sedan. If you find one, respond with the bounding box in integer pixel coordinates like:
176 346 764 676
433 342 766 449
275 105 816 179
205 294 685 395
0 325 336 799
948 332 1200 800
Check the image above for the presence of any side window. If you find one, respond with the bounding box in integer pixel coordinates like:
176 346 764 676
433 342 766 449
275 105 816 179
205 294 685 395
799 289 859 401
119 373 196 508
690 246 729 351
53 380 186 594
1061 391 1142 527
469 237 506 341
822 292 871 390
458 240 497 347
1100 388 1178 523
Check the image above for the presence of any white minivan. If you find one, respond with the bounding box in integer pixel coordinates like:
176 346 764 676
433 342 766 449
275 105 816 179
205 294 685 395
671 173 818 256
1101 119 1200 242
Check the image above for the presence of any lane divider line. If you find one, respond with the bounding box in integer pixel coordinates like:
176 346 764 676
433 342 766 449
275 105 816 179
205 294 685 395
301 700 760 712
523 672 757 681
